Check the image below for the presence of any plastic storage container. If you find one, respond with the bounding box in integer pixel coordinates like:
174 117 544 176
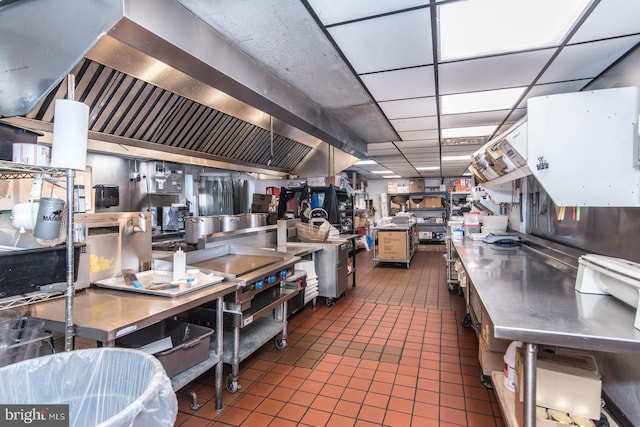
503 340 522 392
116 319 213 377
0 347 177 426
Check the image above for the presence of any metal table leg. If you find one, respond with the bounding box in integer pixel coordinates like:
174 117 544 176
523 342 538 427
215 296 223 411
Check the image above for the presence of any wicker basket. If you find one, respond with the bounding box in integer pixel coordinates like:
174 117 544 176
296 221 329 243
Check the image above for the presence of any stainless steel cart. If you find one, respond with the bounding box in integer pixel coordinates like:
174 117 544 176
186 245 300 393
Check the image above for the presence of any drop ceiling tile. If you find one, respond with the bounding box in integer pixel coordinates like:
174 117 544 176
328 9 433 74
361 66 436 101
438 49 555 95
307 0 429 25
518 80 590 108
366 142 397 150
390 116 439 131
395 139 439 148
539 35 640 84
570 0 640 44
367 148 401 156
439 110 513 129
398 129 440 140
398 147 440 155
378 96 438 119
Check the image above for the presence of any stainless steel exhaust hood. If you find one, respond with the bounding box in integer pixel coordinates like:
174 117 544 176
0 0 364 177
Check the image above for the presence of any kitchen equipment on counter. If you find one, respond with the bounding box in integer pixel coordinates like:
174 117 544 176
94 269 224 297
160 205 188 232
176 244 300 393
576 254 640 329
237 213 268 229
185 216 220 244
94 185 119 208
73 212 152 288
219 214 240 232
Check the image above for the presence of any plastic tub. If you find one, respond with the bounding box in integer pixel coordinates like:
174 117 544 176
0 347 177 426
463 212 481 225
481 215 508 232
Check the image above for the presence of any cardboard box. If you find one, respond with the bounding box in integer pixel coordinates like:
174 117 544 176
478 336 504 376
251 202 271 213
516 349 601 420
409 179 425 193
387 182 398 193
377 231 407 260
418 231 432 240
253 194 273 204
423 197 442 208
397 184 410 193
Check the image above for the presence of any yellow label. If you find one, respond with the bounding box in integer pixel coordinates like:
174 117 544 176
89 255 114 272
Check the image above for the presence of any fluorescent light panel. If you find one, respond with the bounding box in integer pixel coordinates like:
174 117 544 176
416 166 439 171
441 125 497 138
371 170 392 174
383 175 401 178
441 87 526 114
438 0 590 61
442 155 471 162
354 160 377 165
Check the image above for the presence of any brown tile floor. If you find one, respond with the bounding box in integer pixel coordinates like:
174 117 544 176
173 248 506 427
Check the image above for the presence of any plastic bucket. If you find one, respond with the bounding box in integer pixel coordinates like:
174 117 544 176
33 197 64 239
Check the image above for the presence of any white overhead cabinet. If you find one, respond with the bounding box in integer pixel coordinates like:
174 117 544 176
472 86 640 207
527 86 640 207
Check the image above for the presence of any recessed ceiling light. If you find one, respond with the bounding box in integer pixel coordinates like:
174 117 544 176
441 87 526 114
371 170 392 174
354 160 377 165
441 125 497 138
438 0 590 61
416 166 440 171
383 175 401 178
442 155 471 162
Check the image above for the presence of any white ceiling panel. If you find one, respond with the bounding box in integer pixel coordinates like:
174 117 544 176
539 35 640 84
328 9 432 74
178 1 640 178
390 116 439 131
439 110 513 128
438 49 555 95
378 97 437 119
361 66 436 101
398 130 440 141
395 140 440 148
307 0 429 26
517 80 591 108
570 0 640 44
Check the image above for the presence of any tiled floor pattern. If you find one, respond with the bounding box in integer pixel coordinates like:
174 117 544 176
174 248 506 426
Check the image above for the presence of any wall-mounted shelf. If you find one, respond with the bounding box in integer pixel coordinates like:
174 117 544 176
0 160 65 180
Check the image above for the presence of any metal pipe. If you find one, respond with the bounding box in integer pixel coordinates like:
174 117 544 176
523 342 538 427
64 74 76 352
215 296 223 411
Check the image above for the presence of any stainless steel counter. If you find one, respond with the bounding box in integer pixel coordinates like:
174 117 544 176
30 282 237 345
452 237 640 427
452 238 640 353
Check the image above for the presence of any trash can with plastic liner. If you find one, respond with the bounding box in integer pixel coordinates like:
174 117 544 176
0 347 177 426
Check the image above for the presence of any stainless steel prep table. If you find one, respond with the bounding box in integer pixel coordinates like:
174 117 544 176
451 237 640 427
29 281 237 410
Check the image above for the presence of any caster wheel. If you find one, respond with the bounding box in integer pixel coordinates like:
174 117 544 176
275 336 286 350
480 374 494 389
462 314 471 328
226 376 238 394
448 286 456 295
457 287 464 297
326 298 334 307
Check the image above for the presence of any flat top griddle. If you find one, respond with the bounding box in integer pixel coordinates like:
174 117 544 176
191 254 282 277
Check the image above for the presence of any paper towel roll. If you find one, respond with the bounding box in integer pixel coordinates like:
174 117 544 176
50 99 89 170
